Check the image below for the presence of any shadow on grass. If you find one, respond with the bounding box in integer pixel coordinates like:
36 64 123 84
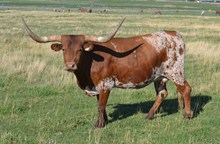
108 94 212 123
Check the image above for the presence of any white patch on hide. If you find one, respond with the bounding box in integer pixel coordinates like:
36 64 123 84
162 77 168 83
143 31 185 85
115 80 136 88
96 77 115 92
111 42 117 51
135 38 142 42
142 31 170 53
133 50 137 58
84 86 99 96
96 77 149 92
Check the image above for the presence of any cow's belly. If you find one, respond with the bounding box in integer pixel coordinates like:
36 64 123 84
84 76 154 96
84 64 169 96
95 74 157 93
114 76 154 89
83 75 168 96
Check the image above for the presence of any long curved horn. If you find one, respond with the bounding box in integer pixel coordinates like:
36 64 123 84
84 17 125 43
22 17 61 43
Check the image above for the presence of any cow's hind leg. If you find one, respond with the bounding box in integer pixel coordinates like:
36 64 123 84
95 89 110 128
177 90 183 111
175 80 192 119
146 77 168 120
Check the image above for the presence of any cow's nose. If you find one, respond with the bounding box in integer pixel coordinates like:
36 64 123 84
65 62 77 71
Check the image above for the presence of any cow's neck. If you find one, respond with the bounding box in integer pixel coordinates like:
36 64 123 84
73 52 95 90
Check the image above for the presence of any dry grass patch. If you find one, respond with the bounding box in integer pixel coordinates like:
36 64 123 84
187 41 220 64
0 51 26 75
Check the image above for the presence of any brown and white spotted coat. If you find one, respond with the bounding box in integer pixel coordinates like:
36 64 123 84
93 31 185 94
23 18 192 128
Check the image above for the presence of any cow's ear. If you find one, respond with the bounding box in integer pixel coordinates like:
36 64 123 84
83 42 94 51
51 43 63 51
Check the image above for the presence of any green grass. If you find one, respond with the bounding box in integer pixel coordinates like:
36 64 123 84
1 1 220 143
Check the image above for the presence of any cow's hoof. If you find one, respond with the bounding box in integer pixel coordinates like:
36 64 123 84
95 120 107 128
146 115 154 120
184 113 191 120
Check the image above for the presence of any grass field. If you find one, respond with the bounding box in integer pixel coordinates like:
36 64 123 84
0 1 220 144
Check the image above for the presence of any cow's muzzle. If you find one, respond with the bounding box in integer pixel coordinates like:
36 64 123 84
65 62 77 72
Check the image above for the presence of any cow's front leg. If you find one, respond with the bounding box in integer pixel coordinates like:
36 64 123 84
95 89 110 128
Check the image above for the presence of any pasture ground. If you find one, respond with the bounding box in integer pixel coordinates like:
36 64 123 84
0 1 220 144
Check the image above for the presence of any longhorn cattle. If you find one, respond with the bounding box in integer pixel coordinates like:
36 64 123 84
22 18 192 128
153 9 162 15
216 10 220 16
79 8 92 13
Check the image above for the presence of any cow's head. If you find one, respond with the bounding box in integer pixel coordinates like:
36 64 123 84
22 17 125 72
